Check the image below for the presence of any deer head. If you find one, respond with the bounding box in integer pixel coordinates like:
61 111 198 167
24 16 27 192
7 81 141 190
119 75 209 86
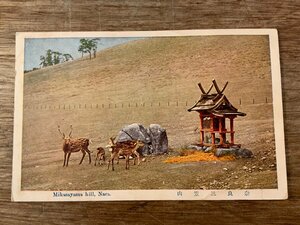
109 136 116 145
106 136 116 151
135 140 145 148
58 125 73 145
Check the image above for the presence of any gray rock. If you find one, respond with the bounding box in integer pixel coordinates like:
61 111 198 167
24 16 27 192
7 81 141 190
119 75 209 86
204 146 212 153
147 124 168 155
187 144 205 151
214 147 253 158
215 148 237 157
116 123 152 155
235 148 253 158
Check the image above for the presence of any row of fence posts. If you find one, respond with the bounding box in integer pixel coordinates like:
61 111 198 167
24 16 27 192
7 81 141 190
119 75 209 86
25 97 270 110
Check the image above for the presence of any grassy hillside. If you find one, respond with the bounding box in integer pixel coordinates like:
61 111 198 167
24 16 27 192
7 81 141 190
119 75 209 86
21 35 276 190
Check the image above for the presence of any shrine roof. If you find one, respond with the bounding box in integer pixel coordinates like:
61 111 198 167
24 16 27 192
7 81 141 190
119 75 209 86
187 80 246 117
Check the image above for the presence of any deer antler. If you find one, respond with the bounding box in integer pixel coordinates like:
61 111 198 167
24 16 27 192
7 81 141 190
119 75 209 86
69 125 73 137
58 125 65 138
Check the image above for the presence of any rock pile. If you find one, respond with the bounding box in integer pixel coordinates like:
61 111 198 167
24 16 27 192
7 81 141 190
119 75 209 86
116 123 168 155
187 144 253 158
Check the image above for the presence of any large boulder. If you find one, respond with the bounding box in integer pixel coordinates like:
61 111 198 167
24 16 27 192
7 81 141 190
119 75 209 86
147 124 168 155
116 123 152 155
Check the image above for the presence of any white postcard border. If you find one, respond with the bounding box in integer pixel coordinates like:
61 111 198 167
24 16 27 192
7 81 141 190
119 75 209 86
12 29 287 201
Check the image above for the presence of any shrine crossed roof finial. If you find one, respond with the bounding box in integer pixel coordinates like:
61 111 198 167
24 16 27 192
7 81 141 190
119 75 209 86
198 79 229 95
188 79 245 117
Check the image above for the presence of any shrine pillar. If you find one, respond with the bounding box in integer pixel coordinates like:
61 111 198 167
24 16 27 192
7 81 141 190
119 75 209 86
199 113 204 145
230 117 234 144
210 114 215 144
219 117 224 145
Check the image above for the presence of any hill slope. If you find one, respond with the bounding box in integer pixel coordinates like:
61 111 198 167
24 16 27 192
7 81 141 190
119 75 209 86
23 35 273 147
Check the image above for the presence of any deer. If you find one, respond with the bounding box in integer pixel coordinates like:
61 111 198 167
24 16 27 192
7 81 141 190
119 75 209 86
115 142 138 165
58 125 92 167
107 137 145 171
94 147 106 166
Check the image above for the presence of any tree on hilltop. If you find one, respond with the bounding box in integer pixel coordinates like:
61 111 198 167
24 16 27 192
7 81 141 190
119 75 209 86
39 49 73 68
52 51 62 65
78 38 100 60
62 53 73 62
39 55 47 68
46 49 53 66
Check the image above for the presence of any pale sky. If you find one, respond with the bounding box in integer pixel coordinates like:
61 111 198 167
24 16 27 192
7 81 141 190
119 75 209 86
24 37 142 71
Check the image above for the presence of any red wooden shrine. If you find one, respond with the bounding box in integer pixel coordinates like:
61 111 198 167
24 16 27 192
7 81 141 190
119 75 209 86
188 80 246 148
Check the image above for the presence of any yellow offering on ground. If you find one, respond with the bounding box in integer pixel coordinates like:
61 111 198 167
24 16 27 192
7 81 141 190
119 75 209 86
164 150 235 163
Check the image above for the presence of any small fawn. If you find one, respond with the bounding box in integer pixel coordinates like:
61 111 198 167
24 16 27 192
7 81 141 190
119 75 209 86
94 147 106 166
107 137 145 171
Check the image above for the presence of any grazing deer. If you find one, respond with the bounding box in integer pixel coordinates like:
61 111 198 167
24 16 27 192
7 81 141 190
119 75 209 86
115 142 138 165
94 147 106 166
107 137 145 171
58 125 91 167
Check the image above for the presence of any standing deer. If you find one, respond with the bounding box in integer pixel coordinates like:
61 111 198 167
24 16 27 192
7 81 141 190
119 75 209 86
58 125 92 167
94 147 106 166
107 137 145 171
115 142 138 165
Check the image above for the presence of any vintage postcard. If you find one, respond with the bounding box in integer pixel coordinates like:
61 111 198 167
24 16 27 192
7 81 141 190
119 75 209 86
12 29 287 201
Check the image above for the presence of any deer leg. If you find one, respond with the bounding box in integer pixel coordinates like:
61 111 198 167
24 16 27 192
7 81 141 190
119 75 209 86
66 152 71 167
136 152 141 166
63 152 67 167
100 154 104 165
99 155 102 165
79 150 86 165
126 155 129 170
133 154 137 165
116 152 120 164
108 153 115 171
112 157 115 171
94 153 98 166
87 150 91 164
128 156 130 169
107 158 111 170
